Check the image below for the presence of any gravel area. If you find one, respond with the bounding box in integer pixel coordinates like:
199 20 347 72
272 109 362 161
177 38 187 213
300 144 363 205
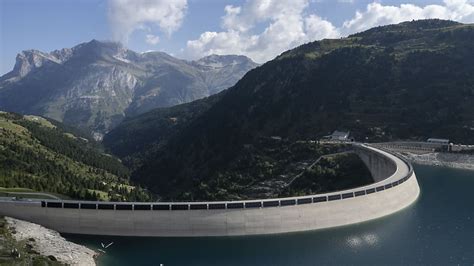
401 152 474 170
6 217 97 265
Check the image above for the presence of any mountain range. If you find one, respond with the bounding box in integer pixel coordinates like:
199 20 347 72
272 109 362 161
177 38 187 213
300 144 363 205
104 19 474 200
0 40 258 139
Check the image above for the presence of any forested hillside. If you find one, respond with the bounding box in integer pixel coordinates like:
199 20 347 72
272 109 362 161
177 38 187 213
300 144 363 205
104 20 474 200
0 112 150 201
103 93 222 170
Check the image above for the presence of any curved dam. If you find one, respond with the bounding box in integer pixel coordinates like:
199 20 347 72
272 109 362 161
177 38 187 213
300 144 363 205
0 144 420 237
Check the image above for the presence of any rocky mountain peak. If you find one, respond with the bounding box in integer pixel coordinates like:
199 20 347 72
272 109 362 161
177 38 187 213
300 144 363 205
194 54 256 69
0 40 258 137
2 50 60 82
70 39 131 62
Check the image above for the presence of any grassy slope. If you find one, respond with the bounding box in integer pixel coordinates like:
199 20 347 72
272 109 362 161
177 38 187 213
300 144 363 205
0 112 151 201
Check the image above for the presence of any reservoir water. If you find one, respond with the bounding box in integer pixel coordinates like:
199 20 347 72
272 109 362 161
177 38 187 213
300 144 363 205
66 165 474 265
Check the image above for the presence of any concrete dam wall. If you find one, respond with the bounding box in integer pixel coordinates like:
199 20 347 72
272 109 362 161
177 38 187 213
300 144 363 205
0 144 420 237
355 145 397 182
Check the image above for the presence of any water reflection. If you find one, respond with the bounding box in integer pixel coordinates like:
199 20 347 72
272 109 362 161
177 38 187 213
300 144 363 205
346 233 379 251
346 235 363 247
363 233 378 246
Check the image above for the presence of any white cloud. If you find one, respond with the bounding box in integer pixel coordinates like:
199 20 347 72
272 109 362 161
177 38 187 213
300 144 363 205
185 0 474 64
108 0 187 43
342 0 474 34
186 0 339 63
145 34 160 45
305 15 340 41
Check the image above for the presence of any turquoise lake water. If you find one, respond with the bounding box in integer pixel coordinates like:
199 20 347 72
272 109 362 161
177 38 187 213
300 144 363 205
65 165 474 265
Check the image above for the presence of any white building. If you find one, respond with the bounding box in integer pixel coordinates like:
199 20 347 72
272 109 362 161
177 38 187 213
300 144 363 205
330 131 350 141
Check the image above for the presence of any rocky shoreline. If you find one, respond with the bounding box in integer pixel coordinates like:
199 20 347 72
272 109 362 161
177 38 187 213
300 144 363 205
400 152 474 171
5 217 97 265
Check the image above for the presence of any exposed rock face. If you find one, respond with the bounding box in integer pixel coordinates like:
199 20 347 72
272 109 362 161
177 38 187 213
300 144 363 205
193 54 258 95
6 217 97 265
0 40 258 139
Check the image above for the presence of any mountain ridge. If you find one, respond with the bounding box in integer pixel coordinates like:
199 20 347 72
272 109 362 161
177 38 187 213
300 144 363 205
104 19 474 200
0 40 258 139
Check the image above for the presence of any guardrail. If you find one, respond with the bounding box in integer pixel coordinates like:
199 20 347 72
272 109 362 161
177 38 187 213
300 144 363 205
36 144 414 212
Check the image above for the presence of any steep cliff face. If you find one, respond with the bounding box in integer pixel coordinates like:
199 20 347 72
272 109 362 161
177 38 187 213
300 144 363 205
1 50 67 83
0 40 258 139
193 54 260 95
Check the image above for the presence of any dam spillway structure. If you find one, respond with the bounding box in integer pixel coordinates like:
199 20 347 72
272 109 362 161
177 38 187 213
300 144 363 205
0 144 420 237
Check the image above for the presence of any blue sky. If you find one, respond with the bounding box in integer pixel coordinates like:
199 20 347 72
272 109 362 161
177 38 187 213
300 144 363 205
2 0 473 75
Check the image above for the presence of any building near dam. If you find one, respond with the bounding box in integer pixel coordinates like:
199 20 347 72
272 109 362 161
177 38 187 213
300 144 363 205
374 140 451 153
0 144 420 237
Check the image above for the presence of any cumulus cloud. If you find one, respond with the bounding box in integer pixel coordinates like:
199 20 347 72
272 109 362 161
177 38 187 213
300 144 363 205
108 0 187 43
186 0 344 62
185 0 474 63
342 0 474 34
145 34 160 45
186 0 339 63
305 14 340 41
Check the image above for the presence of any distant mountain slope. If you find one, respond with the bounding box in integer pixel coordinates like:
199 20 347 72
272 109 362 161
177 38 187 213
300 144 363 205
104 20 474 200
0 111 150 201
0 40 258 139
103 93 222 164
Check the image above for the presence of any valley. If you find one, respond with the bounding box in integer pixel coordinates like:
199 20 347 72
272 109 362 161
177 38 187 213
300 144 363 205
2 20 474 203
104 20 474 201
